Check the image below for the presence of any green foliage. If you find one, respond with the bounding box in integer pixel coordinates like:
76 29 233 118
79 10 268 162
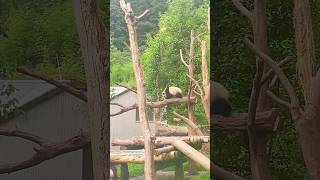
110 40 136 86
0 0 85 81
0 83 18 121
127 163 144 177
142 0 209 124
195 171 210 180
110 0 168 50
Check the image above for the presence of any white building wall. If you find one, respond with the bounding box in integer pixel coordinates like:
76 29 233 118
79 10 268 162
0 92 88 180
110 91 156 150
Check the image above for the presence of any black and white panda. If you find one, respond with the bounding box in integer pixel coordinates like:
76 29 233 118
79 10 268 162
162 86 183 99
211 81 232 117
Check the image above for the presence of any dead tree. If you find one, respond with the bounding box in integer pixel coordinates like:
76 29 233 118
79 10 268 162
231 0 271 179
179 30 199 174
73 0 109 179
119 1 155 179
237 0 320 179
244 38 320 180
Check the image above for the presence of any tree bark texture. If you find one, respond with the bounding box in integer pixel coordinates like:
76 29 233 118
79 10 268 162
248 0 271 179
293 0 320 178
119 1 155 179
73 0 109 180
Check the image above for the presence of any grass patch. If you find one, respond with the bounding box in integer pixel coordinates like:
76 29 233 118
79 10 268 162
196 171 210 180
128 163 144 177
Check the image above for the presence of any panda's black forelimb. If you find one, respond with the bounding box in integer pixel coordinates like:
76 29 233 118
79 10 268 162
175 93 182 98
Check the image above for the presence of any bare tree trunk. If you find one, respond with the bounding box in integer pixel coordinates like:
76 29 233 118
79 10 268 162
73 0 109 180
293 0 320 179
186 31 198 175
293 0 315 102
155 42 163 123
248 0 271 179
119 1 155 179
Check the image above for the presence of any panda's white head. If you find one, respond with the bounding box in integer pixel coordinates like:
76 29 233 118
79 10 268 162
162 86 183 99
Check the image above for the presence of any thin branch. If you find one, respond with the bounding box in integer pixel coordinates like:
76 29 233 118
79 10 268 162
0 129 46 146
123 42 131 51
173 111 203 136
244 38 300 107
186 74 204 96
110 104 137 117
110 102 126 108
135 9 150 21
266 90 291 108
269 75 278 89
17 67 87 102
115 82 137 93
192 90 202 97
179 49 188 67
110 97 197 117
260 56 292 85
231 0 253 22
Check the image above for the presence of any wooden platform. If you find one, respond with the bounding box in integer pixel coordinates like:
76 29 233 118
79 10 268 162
110 149 179 164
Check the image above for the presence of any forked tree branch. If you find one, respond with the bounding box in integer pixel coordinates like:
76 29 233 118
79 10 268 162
260 56 292 85
244 38 301 108
135 9 150 21
0 129 47 146
179 49 189 67
110 97 196 116
173 111 203 136
0 129 89 174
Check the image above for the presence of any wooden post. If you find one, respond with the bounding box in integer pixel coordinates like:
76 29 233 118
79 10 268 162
175 159 184 180
120 164 129 180
119 1 155 179
171 140 210 171
82 145 94 180
112 166 118 180
73 0 109 179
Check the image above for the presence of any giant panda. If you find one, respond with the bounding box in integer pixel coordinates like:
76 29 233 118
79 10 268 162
162 86 183 99
211 81 232 117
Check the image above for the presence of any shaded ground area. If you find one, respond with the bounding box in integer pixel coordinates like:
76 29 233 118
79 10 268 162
130 171 207 180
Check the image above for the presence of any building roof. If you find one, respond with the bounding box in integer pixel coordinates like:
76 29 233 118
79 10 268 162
0 80 131 109
0 80 68 109
110 87 129 99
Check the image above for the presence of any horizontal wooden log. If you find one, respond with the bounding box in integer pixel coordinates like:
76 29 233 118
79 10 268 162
155 125 188 136
171 140 210 171
110 149 179 163
212 109 280 131
112 136 209 147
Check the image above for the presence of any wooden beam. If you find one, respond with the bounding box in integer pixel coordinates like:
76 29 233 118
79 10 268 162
171 140 210 171
112 136 210 147
110 149 179 164
212 109 280 131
